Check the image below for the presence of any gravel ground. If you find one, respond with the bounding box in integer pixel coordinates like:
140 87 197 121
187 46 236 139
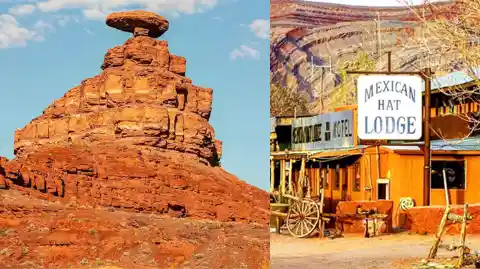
271 233 480 269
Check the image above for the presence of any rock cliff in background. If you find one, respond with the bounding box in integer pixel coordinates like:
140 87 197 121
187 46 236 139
2 11 268 225
270 0 463 113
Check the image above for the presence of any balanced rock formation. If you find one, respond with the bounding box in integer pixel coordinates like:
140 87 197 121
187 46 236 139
2 11 268 225
106 10 169 38
14 11 218 165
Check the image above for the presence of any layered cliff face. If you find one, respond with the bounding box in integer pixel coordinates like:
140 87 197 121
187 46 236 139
1 11 268 225
270 1 463 113
271 0 459 28
14 16 221 166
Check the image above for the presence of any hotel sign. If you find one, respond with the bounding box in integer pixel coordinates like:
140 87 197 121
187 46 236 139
357 75 423 140
291 110 354 151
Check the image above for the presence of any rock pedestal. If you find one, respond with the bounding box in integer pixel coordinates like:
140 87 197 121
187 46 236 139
3 11 268 225
14 11 221 166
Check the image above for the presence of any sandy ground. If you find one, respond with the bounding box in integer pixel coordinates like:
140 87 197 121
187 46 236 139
271 232 480 269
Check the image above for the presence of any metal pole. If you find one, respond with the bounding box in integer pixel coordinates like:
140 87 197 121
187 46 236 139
375 12 381 56
387 51 392 72
423 68 432 206
321 70 324 110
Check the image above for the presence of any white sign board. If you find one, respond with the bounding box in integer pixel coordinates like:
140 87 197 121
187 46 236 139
357 75 423 140
291 110 354 150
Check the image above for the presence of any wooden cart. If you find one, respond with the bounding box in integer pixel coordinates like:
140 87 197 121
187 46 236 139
270 157 334 238
271 193 333 238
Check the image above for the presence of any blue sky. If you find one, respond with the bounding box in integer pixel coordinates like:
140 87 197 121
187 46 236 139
0 0 270 190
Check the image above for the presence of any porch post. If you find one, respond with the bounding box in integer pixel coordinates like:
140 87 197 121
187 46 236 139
280 159 286 198
270 157 275 193
299 157 306 197
288 159 293 194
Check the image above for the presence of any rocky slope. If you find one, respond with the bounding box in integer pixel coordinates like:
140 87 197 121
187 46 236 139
0 190 269 269
270 0 463 113
0 11 269 268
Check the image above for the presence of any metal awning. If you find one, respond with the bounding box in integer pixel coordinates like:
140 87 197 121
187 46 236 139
383 137 480 154
270 146 366 161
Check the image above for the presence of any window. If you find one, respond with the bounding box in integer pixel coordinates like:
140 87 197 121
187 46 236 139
431 160 466 190
304 126 311 143
353 163 361 192
334 164 340 190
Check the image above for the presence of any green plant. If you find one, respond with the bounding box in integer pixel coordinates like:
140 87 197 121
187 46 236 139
331 51 376 107
270 82 310 117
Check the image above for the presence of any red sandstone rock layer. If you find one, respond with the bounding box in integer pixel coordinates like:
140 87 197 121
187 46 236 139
0 190 270 269
3 145 268 224
271 0 459 27
14 30 219 166
106 11 169 38
2 11 269 225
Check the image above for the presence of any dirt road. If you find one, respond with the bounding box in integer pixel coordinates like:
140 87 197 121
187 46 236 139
271 233 480 269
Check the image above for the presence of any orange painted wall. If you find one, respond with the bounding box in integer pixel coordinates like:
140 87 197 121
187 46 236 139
358 149 390 201
389 154 425 205
302 162 366 213
430 189 465 205
388 154 425 227
464 156 480 202
288 151 480 229
387 154 480 227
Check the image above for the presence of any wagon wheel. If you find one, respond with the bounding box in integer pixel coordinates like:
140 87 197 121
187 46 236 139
286 199 320 238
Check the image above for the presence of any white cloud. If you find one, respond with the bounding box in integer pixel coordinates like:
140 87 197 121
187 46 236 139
249 19 269 39
0 14 42 49
8 4 36 16
230 45 259 60
212 16 222 21
35 0 218 20
83 8 107 20
0 0 220 48
54 15 80 26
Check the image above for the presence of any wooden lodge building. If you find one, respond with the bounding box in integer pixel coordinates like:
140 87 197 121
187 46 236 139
270 70 480 228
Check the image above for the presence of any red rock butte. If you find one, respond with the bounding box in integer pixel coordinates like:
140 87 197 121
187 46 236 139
0 11 268 225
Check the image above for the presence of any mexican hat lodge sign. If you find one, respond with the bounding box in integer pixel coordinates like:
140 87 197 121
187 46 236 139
357 75 423 140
